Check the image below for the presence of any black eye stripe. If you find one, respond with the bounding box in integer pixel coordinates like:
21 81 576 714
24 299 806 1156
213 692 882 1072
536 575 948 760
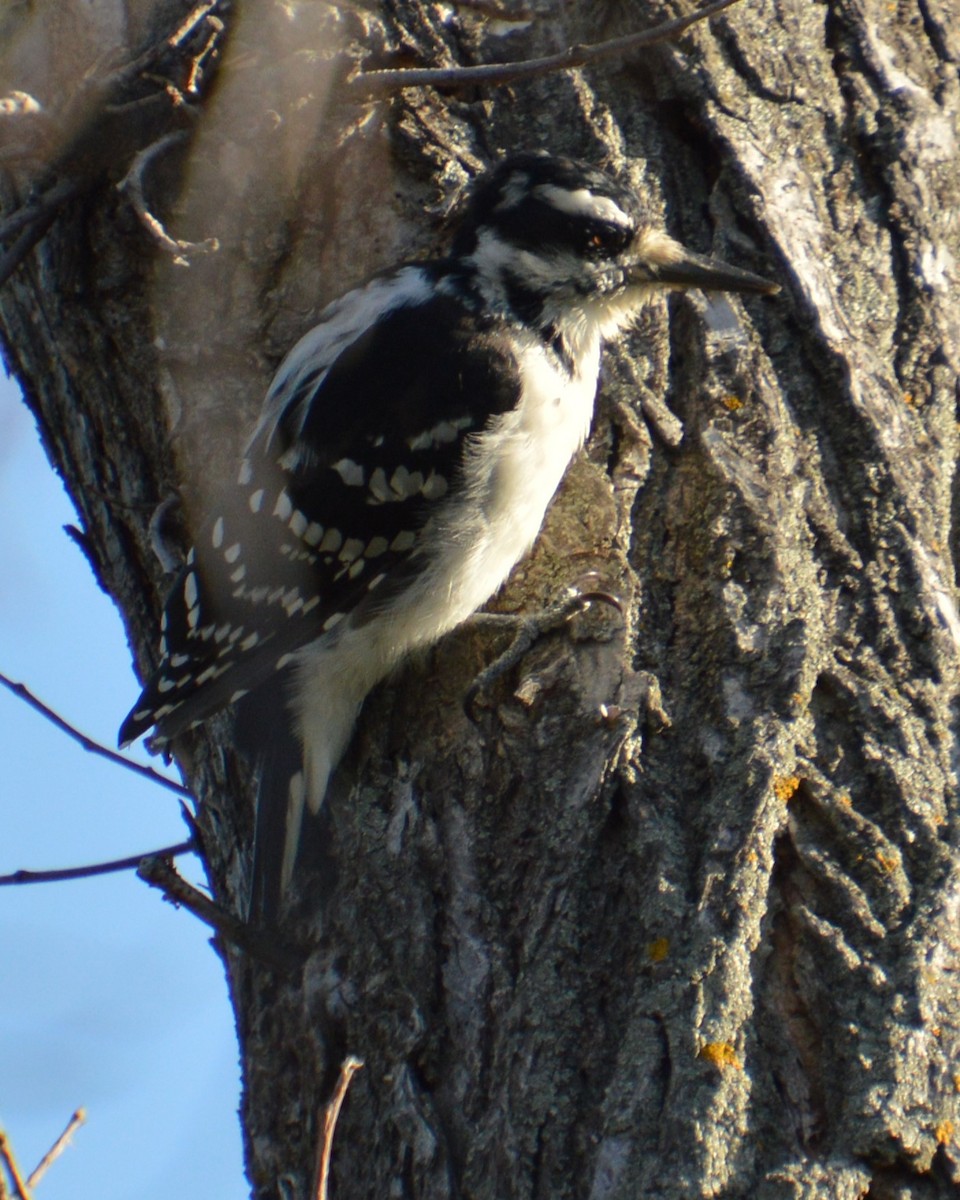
485 203 633 259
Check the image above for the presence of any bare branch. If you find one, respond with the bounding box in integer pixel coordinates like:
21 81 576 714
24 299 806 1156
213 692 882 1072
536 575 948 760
0 1131 30 1200
0 842 194 888
137 856 300 971
0 671 192 800
0 179 84 247
117 131 220 265
314 1057 365 1200
348 0 746 95
27 1110 86 1190
0 1 227 290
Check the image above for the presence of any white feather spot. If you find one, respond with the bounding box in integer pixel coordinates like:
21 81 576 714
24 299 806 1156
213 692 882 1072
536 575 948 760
238 459 253 485
224 543 241 564
348 559 365 579
319 527 343 553
240 632 260 651
369 467 390 502
406 416 473 451
249 488 264 513
289 509 308 538
333 458 365 486
323 611 345 632
390 530 416 552
304 522 324 546
339 538 364 563
184 571 198 609
274 491 293 521
302 595 320 614
421 471 448 500
389 465 409 494
211 517 224 548
365 536 389 558
157 677 176 693
230 564 246 583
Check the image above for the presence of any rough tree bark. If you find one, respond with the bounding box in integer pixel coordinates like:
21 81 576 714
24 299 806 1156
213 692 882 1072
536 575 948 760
2 0 959 1196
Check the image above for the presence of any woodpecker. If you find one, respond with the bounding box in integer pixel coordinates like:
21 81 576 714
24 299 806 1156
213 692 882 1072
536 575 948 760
120 152 776 916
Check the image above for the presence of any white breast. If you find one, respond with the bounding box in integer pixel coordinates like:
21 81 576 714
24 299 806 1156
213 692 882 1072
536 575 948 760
293 326 603 807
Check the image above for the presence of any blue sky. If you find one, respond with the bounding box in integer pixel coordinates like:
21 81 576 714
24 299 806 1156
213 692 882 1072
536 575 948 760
0 373 244 1198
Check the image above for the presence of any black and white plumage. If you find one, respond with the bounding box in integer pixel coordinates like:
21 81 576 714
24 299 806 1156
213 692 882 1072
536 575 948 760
120 152 776 915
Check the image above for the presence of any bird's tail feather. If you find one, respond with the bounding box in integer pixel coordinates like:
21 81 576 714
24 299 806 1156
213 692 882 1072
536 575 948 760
235 672 311 924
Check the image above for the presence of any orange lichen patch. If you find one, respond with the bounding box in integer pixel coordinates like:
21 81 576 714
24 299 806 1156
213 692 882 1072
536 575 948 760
838 793 852 807
720 395 744 411
698 1042 742 1070
876 851 899 874
952 1074 960 1093
903 392 918 407
935 1120 954 1145
773 775 800 804
647 937 670 963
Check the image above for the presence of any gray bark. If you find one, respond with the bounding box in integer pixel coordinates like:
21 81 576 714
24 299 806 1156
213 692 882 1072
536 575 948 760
2 0 960 1197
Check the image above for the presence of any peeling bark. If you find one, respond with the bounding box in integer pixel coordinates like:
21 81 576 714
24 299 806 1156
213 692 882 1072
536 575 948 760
2 0 960 1196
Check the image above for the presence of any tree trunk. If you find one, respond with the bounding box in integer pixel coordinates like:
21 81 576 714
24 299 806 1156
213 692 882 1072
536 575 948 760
3 0 959 1196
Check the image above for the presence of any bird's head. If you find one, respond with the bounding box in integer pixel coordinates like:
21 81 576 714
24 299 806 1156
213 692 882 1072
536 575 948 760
453 152 777 334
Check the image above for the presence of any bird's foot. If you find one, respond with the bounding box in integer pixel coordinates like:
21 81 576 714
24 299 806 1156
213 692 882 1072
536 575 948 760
463 585 624 720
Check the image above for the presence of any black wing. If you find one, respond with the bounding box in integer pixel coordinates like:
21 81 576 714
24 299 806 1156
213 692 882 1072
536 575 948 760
119 281 521 746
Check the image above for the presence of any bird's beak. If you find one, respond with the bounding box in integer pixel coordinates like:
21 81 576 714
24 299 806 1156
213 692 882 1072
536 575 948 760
628 234 779 295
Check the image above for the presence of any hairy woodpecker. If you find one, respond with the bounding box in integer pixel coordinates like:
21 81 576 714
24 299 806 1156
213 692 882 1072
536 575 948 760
120 152 776 916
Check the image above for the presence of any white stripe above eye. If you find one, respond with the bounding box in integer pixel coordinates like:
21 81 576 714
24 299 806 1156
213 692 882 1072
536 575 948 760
534 184 633 227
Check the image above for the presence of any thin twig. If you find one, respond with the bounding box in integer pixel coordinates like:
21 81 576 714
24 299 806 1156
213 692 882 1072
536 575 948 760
117 131 219 263
0 1131 30 1200
0 842 194 888
314 1057 364 1200
27 1110 86 1190
184 16 224 95
0 201 61 289
349 0 745 95
0 179 82 245
137 856 301 971
0 671 192 800
169 1 220 48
